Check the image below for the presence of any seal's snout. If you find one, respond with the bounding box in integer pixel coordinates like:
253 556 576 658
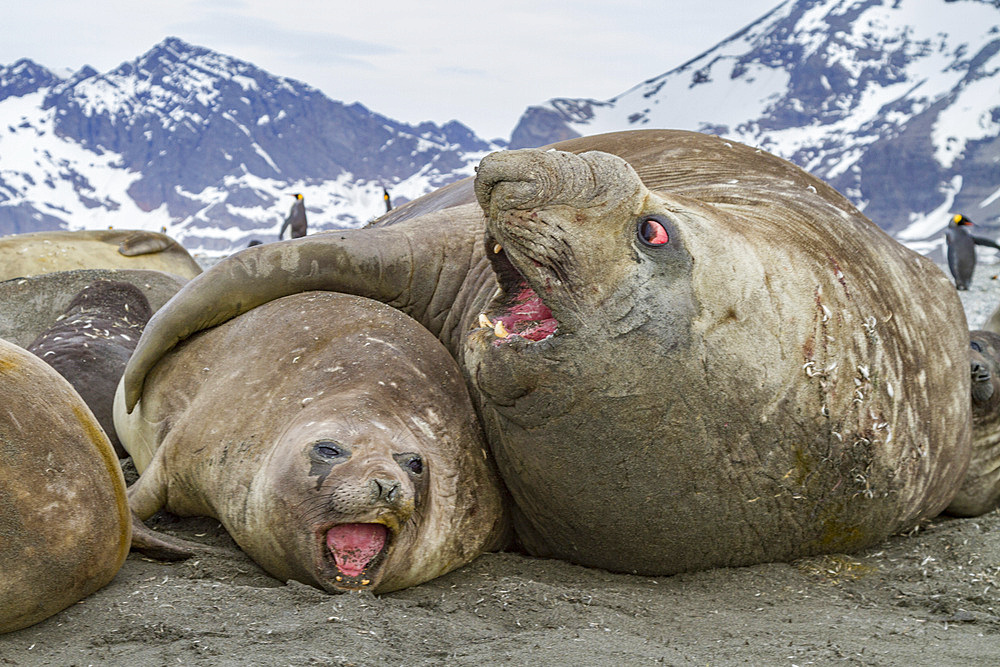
474 150 548 215
474 148 632 218
971 360 995 403
370 477 404 506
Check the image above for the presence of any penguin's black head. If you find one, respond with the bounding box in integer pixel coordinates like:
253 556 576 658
292 193 303 200
953 214 973 226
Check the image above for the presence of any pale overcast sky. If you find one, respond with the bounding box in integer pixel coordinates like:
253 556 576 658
1 1 783 140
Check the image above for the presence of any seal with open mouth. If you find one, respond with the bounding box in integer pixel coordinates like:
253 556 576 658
115 291 509 593
121 130 976 575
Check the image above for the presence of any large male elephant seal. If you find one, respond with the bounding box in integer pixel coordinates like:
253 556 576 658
27 280 153 458
0 338 130 634
114 291 509 593
122 130 974 575
0 229 201 281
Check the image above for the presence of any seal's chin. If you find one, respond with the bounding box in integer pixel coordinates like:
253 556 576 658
321 523 391 591
476 236 558 346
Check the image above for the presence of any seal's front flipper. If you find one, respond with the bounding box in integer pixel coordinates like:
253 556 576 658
118 232 173 257
130 510 201 561
126 456 205 560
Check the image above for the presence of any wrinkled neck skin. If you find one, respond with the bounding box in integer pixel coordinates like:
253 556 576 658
463 182 714 572
123 206 489 411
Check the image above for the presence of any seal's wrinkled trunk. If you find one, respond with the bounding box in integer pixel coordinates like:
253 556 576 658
474 149 642 217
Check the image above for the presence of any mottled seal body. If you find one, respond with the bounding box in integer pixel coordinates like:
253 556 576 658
0 268 189 350
952 330 1000 516
123 130 974 575
0 338 130 634
27 280 153 458
115 291 509 593
0 229 202 281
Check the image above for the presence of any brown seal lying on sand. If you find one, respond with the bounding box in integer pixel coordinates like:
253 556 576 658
0 229 201 281
114 291 509 593
121 130 976 576
0 338 130 634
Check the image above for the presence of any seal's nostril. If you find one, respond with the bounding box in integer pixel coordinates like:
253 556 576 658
370 478 402 505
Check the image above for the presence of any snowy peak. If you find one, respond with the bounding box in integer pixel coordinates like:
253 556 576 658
0 59 63 102
0 38 500 252
48 37 311 126
511 0 1000 250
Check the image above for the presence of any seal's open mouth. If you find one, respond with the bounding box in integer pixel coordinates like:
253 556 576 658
324 523 390 589
477 237 558 345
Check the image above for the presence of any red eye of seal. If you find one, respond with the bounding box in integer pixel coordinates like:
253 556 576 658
638 218 670 246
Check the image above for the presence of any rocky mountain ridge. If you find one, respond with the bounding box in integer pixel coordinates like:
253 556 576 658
510 0 1000 255
0 38 499 251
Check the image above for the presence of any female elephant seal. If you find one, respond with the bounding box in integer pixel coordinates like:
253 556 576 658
0 338 130 634
122 130 975 576
0 229 201 281
952 330 1000 516
114 291 509 593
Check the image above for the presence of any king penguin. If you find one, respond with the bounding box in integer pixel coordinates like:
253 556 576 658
946 214 1000 290
279 193 308 239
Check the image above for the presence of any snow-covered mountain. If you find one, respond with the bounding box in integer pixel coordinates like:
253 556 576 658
510 0 1000 256
3 3 997 257
0 38 500 252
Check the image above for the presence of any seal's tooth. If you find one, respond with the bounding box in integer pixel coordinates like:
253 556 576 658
493 243 503 254
494 320 510 338
479 313 493 329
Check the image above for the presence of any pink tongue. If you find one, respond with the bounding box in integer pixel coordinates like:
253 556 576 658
326 524 388 578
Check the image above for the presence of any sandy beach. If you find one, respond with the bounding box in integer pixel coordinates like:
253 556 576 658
4 258 1000 666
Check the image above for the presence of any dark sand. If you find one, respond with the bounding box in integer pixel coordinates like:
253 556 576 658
4 261 1000 666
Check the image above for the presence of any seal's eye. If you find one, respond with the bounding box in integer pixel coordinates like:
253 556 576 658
971 340 984 353
638 217 670 246
312 441 346 460
395 453 423 475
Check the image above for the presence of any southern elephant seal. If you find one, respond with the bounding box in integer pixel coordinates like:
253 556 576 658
951 330 1000 516
27 280 153 458
114 291 509 593
122 130 974 575
0 338 130 634
0 268 188 349
0 229 201 281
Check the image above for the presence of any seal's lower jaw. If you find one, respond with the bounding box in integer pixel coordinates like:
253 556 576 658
476 237 559 347
319 523 392 591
